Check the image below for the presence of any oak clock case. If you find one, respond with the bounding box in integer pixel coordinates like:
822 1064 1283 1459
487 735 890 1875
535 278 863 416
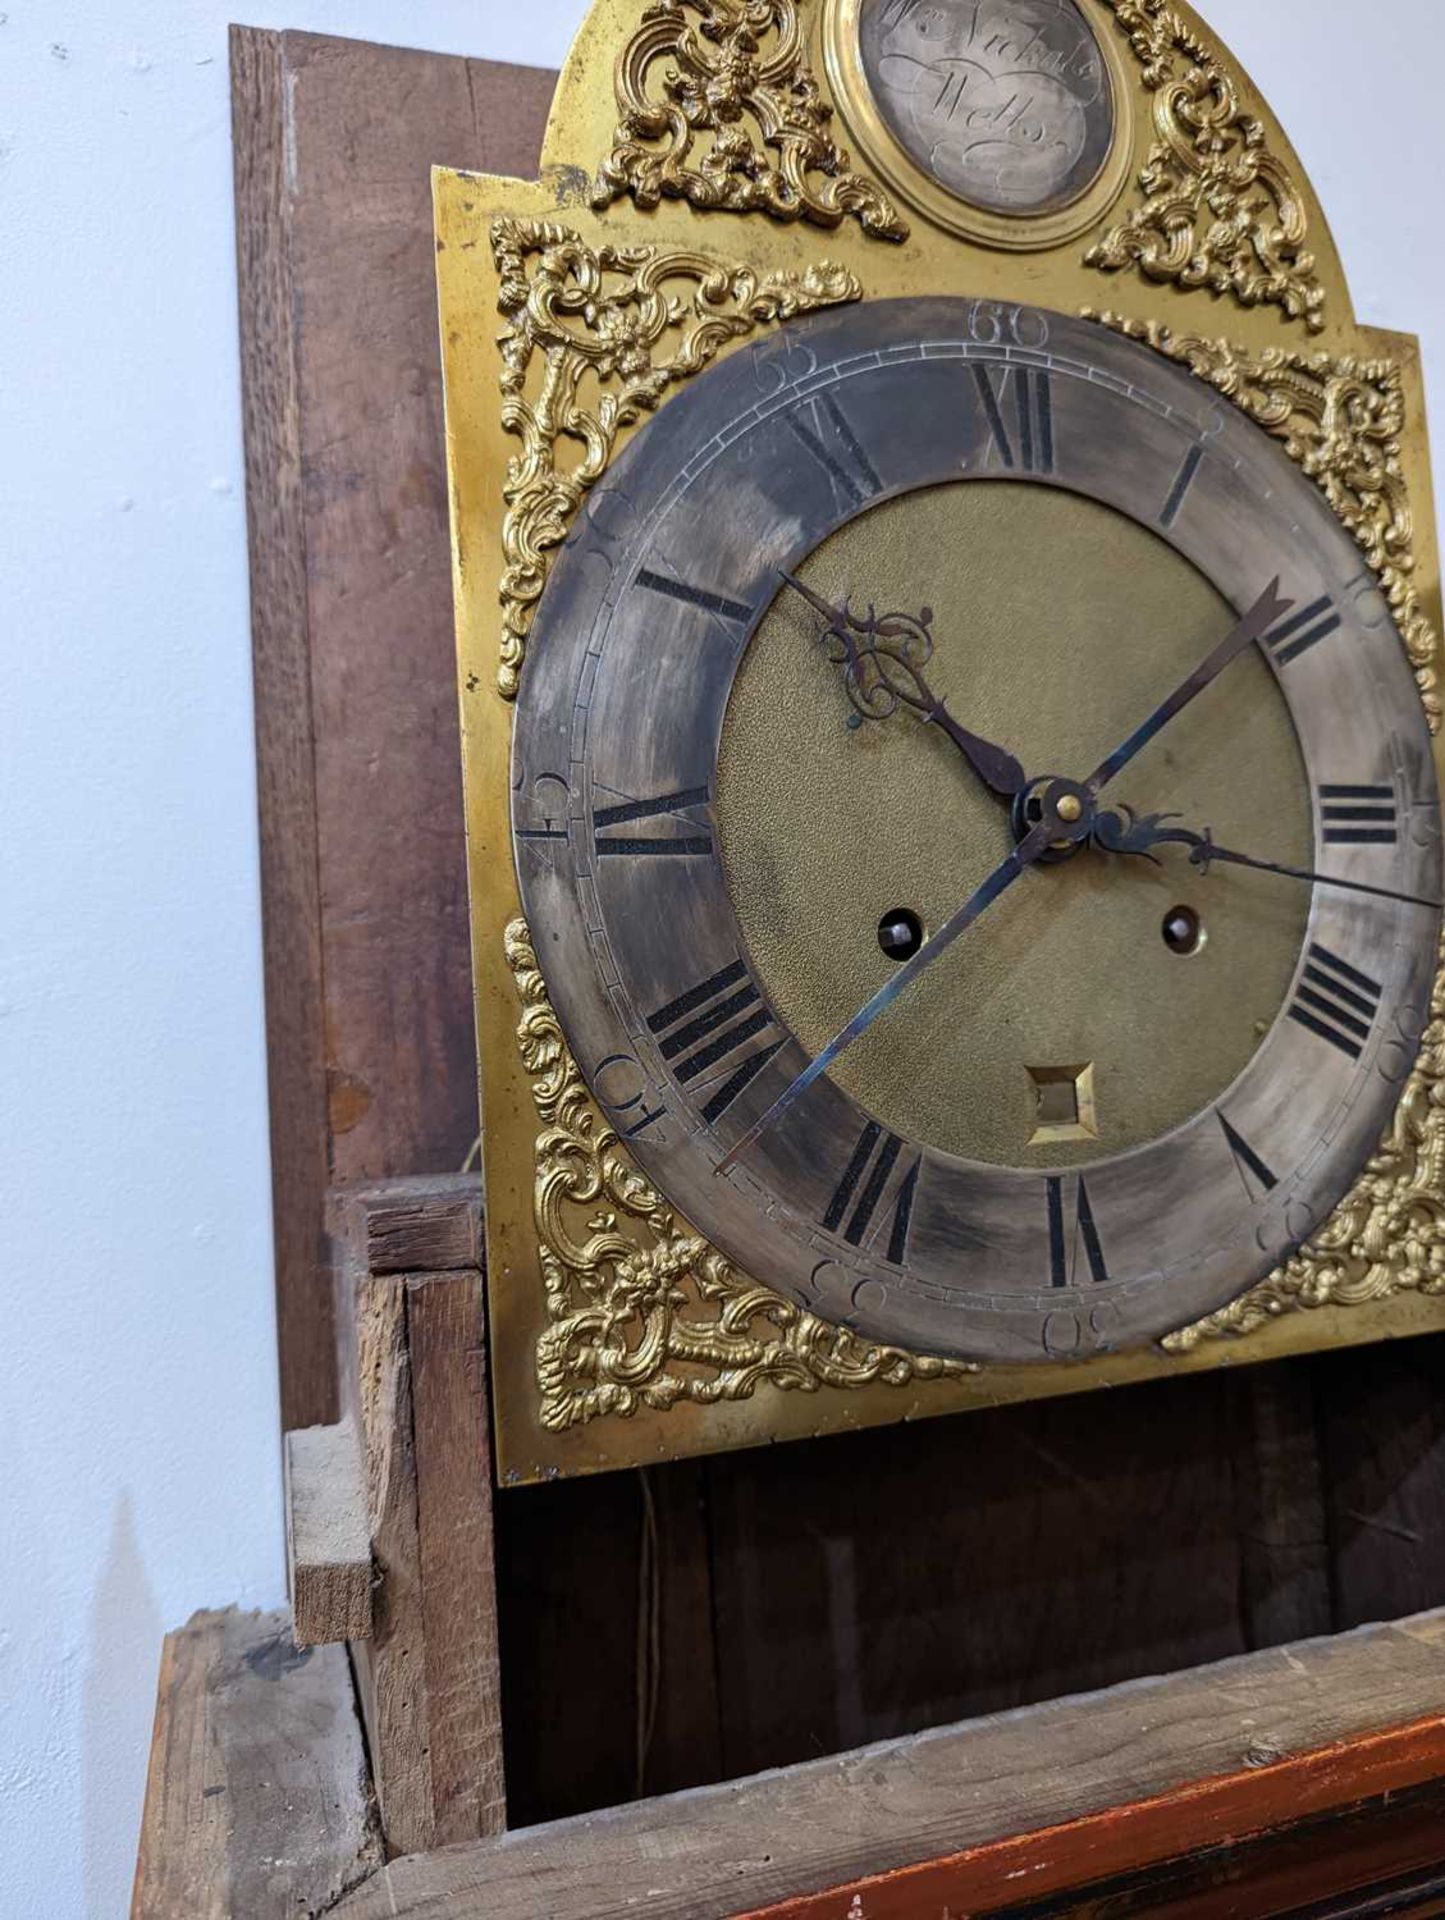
512 298 1442 1367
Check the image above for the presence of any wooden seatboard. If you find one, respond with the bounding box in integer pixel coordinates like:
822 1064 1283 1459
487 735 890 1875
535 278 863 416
329 1613 1445 1918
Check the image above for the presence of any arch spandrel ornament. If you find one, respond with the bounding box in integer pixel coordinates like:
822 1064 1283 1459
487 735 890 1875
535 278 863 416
434 0 1445 1481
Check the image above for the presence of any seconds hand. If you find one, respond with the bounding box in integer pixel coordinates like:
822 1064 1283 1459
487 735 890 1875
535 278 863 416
714 580 1292 1176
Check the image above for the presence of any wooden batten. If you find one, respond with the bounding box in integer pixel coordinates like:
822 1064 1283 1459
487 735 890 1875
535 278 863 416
284 1419 374 1647
329 1175 505 1857
328 1613 1445 1919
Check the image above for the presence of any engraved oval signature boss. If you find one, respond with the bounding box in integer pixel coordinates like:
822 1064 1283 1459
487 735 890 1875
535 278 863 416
858 0 1114 215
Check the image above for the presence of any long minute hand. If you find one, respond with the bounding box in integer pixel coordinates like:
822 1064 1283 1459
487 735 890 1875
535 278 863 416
1196 840 1444 912
1086 579 1294 795
715 809 1064 1175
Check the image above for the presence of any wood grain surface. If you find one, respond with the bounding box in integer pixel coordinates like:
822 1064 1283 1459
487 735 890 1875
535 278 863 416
131 1608 379 1919
284 31 555 1199
345 1257 434 1857
350 1175 485 1276
705 1371 1248 1775
329 1183 506 1855
232 26 554 1428
407 1270 506 1844
231 26 335 1431
496 1459 728 1825
742 1724 1445 1920
1316 1333 1445 1629
945 1780 1445 1919
329 1613 1445 1919
1229 1362 1333 1650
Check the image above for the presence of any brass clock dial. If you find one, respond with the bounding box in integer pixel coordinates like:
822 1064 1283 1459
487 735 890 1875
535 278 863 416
511 298 1442 1366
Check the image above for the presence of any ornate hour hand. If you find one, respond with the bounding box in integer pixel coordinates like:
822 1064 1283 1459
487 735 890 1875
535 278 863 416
1093 807 1443 912
778 571 1027 801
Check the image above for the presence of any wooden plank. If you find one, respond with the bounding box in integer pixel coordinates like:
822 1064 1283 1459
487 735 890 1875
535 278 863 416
338 1241 436 1858
231 26 334 1432
281 30 554 1203
996 1781 1445 1920
285 1420 374 1647
740 1724 1445 1920
407 1271 506 1843
331 1185 505 1853
232 26 554 1423
329 1613 1445 1920
131 1607 379 1920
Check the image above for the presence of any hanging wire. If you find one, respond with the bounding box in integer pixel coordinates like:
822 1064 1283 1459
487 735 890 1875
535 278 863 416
634 1467 662 1798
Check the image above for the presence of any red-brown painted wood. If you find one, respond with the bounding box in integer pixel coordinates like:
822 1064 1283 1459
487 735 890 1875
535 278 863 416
741 1713 1445 1920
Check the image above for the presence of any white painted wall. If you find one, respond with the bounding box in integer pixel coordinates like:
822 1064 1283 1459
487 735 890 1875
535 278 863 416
0 5 578 1915
0 3 1439 1915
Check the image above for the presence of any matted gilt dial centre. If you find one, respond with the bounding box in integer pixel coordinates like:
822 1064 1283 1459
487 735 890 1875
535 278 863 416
720 483 1312 1170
